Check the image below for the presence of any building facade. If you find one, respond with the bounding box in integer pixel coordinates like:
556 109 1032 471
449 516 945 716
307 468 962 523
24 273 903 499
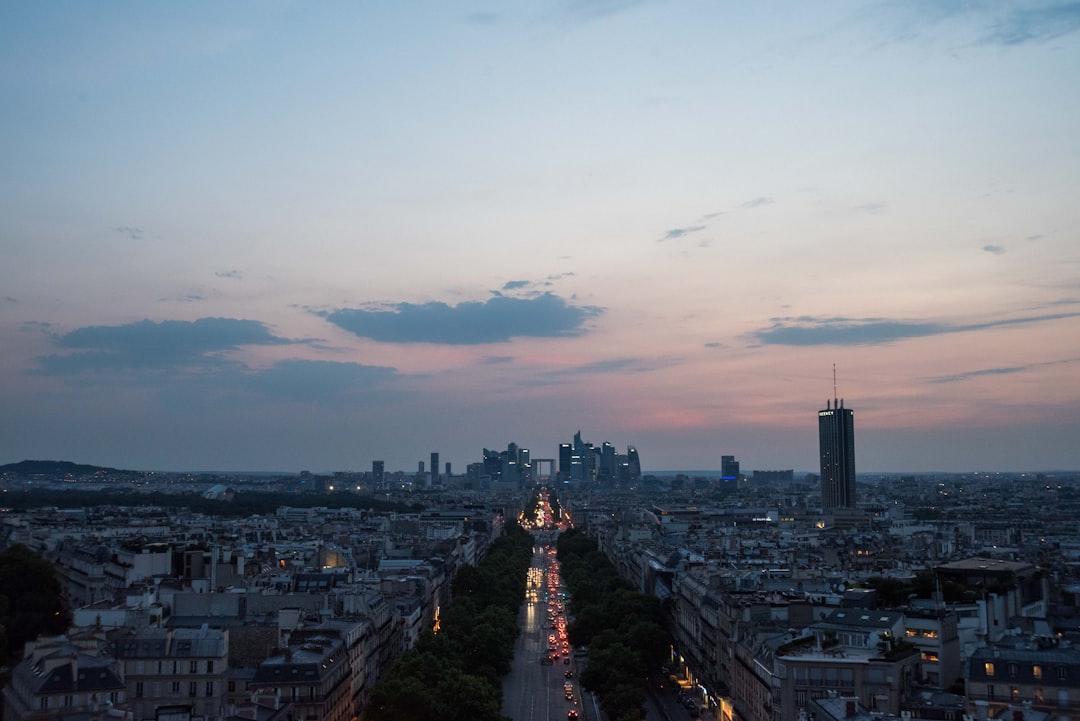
818 399 856 511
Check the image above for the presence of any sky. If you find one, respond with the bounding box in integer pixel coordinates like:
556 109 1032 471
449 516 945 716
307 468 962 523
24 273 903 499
2 1 1079 474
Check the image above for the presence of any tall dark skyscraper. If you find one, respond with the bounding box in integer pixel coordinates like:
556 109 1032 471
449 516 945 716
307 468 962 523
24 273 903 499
721 455 739 481
818 397 856 511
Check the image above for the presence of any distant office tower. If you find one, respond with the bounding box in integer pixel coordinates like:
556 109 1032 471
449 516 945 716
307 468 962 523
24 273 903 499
625 446 641 482
818 397 856 510
721 455 740 481
558 443 572 482
418 460 425 474
445 461 451 477
372 460 384 489
430 453 440 485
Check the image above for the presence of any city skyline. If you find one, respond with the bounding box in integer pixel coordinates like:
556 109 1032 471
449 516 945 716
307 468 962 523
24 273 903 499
2 2 1079 473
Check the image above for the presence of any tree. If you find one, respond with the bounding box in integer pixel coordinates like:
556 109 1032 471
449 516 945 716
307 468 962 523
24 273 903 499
0 544 70 661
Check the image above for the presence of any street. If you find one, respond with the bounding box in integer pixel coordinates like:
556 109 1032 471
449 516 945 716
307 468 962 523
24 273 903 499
502 544 583 721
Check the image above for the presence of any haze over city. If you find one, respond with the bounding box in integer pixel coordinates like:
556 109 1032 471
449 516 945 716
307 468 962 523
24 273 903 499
2 1 1078 473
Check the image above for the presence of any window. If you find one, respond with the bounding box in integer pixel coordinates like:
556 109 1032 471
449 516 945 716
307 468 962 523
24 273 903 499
172 682 180 694
207 660 214 673
1057 666 1067 680
987 685 995 701
985 662 996 677
1008 664 1018 677
205 682 214 697
1011 687 1019 701
189 682 197 697
922 652 939 662
136 682 144 699
40 698 48 710
228 681 236 693
1035 688 1044 703
190 661 198 674
1034 665 1043 680
796 690 807 707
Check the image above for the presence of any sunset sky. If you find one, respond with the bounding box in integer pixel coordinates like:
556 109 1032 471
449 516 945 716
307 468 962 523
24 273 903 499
2 1 1079 473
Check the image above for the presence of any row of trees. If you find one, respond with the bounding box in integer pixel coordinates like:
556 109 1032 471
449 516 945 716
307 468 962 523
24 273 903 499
557 529 670 721
363 521 534 721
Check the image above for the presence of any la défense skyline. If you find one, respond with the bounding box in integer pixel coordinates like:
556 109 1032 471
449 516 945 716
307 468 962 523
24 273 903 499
1 2 1079 474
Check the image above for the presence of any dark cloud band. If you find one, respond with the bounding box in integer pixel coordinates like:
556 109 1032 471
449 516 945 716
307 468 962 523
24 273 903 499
323 292 601 344
751 312 1080 346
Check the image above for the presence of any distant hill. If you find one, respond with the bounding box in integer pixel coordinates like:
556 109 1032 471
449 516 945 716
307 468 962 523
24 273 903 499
0 459 144 477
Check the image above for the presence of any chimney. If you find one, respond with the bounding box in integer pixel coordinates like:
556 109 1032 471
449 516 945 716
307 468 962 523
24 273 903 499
845 699 856 717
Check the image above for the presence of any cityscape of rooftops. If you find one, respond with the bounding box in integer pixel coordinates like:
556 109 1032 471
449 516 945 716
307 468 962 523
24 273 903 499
2 2 1079 721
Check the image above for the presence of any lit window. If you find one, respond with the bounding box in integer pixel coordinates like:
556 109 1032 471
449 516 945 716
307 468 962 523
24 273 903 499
985 663 995 677
1033 665 1043 680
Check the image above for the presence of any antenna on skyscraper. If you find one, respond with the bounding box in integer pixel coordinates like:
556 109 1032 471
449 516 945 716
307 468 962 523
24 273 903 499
833 363 838 406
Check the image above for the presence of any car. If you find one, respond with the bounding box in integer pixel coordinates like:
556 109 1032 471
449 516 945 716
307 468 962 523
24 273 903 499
565 691 574 700
564 670 574 678
567 712 579 720
563 657 571 664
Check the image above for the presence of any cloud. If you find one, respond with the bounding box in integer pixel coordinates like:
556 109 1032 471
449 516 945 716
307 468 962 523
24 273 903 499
115 225 144 240
464 11 500 25
483 356 515 364
983 244 1006 255
740 197 775 209
657 225 706 243
751 312 1080 346
31 319 398 405
543 356 678 379
21 321 53 334
562 0 659 22
502 280 531 290
854 202 886 214
322 292 602 344
704 341 725 348
928 357 1080 384
2 296 16 303
35 317 298 374
982 2 1080 45
929 366 1028 384
158 293 206 303
215 270 242 279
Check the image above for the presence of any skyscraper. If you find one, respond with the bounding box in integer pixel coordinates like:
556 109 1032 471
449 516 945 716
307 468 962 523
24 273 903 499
818 397 856 511
721 455 740 481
